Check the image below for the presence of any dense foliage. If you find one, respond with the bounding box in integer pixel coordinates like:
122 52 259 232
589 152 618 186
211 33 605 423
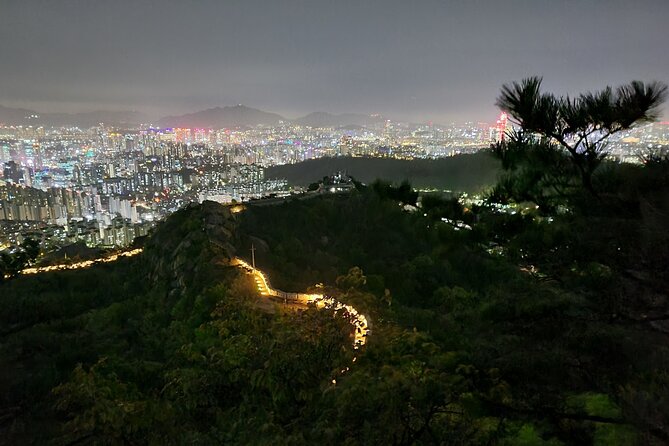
2 81 668 444
232 78 669 443
3 162 669 444
0 203 363 445
496 76 666 192
266 153 501 192
0 237 39 281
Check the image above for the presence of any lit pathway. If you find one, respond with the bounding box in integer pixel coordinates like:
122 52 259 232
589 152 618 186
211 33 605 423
232 257 370 349
15 248 369 348
19 248 143 275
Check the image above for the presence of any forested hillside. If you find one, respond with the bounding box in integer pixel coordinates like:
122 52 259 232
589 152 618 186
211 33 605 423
0 202 358 444
2 157 669 443
2 78 669 444
266 153 501 192
236 158 669 444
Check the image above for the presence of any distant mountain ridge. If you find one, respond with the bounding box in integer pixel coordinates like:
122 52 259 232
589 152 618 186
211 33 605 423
0 105 36 125
0 105 148 127
293 111 384 128
158 106 386 129
157 105 285 128
0 103 388 129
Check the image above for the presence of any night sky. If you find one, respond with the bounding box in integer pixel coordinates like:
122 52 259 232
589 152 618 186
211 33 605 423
1 0 668 123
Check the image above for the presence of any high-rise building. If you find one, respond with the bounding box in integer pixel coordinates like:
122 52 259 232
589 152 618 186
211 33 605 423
3 161 23 184
490 112 509 143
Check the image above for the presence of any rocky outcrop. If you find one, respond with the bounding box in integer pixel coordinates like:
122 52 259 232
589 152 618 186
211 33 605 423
143 201 237 297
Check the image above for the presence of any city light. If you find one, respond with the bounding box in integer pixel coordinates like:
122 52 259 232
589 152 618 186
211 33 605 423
19 248 143 275
4 119 664 252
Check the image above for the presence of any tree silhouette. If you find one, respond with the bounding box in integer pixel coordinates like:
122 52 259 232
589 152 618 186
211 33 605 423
0 237 40 281
496 77 667 192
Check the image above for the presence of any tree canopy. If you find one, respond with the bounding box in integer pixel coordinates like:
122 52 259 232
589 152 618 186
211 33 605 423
2 79 669 445
496 76 667 192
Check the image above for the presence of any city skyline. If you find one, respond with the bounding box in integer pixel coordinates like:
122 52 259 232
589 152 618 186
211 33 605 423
2 0 668 122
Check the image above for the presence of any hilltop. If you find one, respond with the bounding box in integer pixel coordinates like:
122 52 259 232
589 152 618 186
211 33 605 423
0 201 359 444
0 104 147 127
157 105 285 128
267 152 501 192
293 111 385 127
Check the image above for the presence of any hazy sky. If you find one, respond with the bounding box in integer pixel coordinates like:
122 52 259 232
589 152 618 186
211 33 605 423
1 0 668 123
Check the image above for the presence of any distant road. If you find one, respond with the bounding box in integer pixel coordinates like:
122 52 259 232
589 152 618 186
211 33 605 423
20 248 143 275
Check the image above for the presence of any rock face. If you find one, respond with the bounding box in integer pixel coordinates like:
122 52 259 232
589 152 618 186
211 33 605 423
143 201 237 296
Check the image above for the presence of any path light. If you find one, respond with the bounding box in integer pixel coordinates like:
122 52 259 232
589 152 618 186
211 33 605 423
20 248 143 276
232 257 370 348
